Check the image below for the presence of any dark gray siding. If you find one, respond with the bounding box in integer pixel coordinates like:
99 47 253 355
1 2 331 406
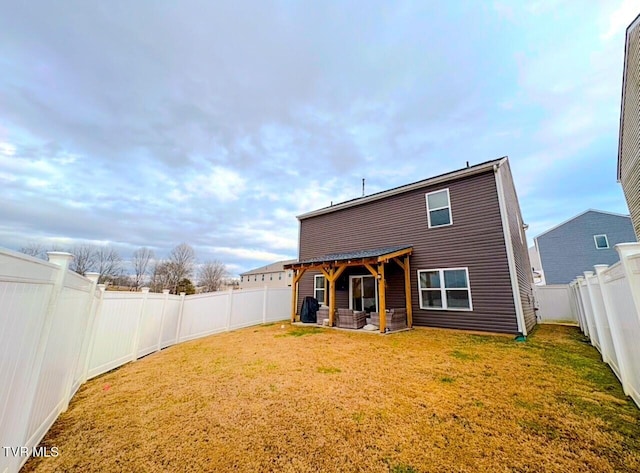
499 161 536 334
536 211 637 284
619 18 640 239
298 169 520 334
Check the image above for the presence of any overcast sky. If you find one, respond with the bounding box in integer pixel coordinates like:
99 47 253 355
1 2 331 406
1 1 638 277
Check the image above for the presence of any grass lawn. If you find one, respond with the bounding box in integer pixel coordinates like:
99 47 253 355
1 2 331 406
23 324 640 472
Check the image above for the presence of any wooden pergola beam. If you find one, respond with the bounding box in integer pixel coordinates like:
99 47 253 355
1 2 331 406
377 247 412 263
290 268 307 322
364 263 378 278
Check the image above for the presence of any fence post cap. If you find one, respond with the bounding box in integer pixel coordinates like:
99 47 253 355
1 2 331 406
162 289 170 294
85 272 100 283
141 287 150 293
46 251 74 267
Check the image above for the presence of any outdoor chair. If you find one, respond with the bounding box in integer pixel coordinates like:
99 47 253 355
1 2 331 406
368 308 407 332
317 306 330 326
335 308 367 329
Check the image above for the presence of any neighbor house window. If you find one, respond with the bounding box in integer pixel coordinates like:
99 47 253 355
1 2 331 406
314 275 327 304
425 188 452 228
254 275 257 281
279 273 282 280
261 274 264 281
418 268 472 311
594 234 609 249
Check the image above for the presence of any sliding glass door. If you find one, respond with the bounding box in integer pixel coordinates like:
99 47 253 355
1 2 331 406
349 275 378 313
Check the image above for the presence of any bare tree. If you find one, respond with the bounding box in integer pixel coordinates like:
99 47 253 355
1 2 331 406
69 245 96 276
132 247 154 290
167 243 195 294
95 247 123 284
150 259 172 293
198 260 228 293
18 242 46 260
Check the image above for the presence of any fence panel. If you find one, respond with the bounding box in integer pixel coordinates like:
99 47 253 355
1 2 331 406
25 275 93 452
160 296 182 349
230 288 265 329
88 293 142 379
265 287 291 322
0 252 57 473
534 285 576 322
179 292 228 342
136 294 165 358
584 272 618 371
577 277 601 351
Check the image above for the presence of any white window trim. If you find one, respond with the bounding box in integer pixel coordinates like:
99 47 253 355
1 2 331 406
314 275 327 305
348 275 378 313
417 267 473 311
425 188 453 228
594 234 609 249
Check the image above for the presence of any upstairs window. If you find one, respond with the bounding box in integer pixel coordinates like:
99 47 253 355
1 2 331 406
425 189 452 228
594 234 609 249
418 268 472 311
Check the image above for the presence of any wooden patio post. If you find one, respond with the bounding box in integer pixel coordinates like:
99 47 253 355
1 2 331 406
290 269 298 322
290 268 306 323
404 255 413 328
328 268 336 327
378 263 387 333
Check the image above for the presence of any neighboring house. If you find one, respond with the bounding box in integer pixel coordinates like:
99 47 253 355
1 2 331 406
285 157 535 336
528 246 544 285
239 259 296 290
618 13 640 239
533 210 636 285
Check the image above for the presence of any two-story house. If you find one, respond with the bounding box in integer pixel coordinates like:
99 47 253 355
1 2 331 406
285 157 535 336
240 259 296 290
531 210 636 285
619 13 640 239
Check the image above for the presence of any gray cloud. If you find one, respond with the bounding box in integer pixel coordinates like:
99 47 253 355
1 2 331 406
0 1 636 274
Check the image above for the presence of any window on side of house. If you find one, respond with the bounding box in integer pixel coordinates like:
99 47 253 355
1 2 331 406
261 274 264 281
279 272 282 280
314 275 327 305
417 268 472 311
425 188 452 228
594 234 609 249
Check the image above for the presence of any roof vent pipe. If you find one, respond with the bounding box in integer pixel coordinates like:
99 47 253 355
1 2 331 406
362 178 365 197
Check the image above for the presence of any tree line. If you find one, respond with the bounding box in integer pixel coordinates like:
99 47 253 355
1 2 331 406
18 242 230 294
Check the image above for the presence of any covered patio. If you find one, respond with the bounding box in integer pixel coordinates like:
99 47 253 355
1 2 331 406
284 245 413 333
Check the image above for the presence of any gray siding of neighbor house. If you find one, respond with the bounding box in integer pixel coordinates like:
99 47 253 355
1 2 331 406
536 211 637 285
498 161 536 334
619 16 640 239
297 168 521 334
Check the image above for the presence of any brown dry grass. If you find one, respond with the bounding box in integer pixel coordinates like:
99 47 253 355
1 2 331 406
23 324 640 473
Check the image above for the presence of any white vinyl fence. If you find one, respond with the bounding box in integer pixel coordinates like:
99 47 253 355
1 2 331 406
0 249 290 473
533 284 577 322
569 243 640 409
